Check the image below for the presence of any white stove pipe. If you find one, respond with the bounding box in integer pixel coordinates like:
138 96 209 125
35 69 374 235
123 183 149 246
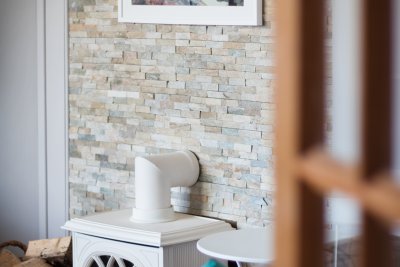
131 150 199 223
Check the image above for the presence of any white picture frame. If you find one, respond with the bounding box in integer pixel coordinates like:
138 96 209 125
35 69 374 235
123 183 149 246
118 0 262 26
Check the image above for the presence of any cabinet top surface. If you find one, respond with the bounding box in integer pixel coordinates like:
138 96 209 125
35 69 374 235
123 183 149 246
63 209 232 247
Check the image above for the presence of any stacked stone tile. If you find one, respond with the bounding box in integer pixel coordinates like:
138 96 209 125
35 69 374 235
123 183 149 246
68 0 276 228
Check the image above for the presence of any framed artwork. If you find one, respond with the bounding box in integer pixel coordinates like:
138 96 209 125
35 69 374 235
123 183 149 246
118 0 262 26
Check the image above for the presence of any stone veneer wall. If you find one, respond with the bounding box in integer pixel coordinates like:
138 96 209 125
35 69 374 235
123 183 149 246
68 0 276 228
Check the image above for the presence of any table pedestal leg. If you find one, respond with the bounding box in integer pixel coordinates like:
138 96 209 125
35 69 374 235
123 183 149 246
227 260 242 267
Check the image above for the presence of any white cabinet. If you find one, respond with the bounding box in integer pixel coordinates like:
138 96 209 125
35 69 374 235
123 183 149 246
72 233 161 267
64 209 233 267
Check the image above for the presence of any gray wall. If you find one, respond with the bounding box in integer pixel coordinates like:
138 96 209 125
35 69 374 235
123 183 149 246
0 0 40 243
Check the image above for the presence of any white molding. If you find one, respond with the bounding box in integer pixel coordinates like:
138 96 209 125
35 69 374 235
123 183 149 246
36 0 68 238
119 0 262 26
37 0 48 240
64 0 70 223
45 0 68 238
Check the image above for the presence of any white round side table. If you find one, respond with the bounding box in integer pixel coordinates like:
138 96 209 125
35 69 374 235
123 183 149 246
197 228 274 267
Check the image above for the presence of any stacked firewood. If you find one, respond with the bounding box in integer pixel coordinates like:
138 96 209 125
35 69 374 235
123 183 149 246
0 237 72 267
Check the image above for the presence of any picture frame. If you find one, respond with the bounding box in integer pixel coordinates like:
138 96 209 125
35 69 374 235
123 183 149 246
118 0 262 26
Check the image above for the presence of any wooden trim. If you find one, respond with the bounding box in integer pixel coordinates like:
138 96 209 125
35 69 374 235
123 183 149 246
361 0 393 265
297 0 325 266
298 0 325 152
298 150 400 224
275 0 302 265
298 149 360 194
362 179 400 225
275 0 396 266
276 0 325 266
298 183 324 267
361 0 393 177
362 216 391 267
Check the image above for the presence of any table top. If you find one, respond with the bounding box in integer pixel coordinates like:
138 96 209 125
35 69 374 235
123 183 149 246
197 228 274 264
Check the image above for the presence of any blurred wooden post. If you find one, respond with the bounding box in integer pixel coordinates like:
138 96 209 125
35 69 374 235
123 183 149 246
275 0 398 265
361 0 393 266
275 0 325 266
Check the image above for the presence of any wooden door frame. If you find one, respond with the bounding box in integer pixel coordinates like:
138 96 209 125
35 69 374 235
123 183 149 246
275 0 398 266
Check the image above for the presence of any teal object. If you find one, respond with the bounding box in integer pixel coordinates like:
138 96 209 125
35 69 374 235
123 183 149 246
201 259 226 267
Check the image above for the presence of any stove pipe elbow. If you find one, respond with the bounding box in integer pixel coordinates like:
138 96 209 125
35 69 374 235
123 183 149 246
131 150 199 223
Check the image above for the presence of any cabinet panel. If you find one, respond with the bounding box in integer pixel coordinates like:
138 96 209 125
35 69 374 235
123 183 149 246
74 233 161 267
